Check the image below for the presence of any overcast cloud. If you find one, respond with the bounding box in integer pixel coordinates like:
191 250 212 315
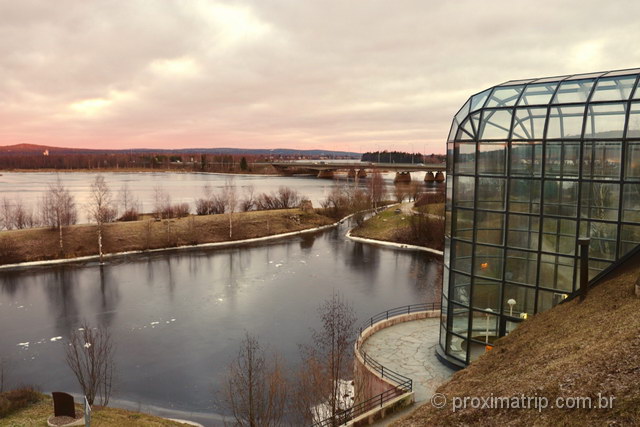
1 0 639 153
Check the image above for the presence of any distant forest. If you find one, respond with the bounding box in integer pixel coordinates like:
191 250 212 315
361 151 444 164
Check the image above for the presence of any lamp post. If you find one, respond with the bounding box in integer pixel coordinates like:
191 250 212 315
507 298 516 317
485 308 493 344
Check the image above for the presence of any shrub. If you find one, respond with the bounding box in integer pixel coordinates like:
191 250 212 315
119 208 140 222
0 386 41 418
414 192 445 207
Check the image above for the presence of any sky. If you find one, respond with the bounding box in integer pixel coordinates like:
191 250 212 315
1 1 640 154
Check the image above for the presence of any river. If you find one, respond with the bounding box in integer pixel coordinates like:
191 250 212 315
0 172 443 425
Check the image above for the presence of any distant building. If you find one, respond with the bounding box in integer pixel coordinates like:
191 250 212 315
43 149 49 156
439 68 640 367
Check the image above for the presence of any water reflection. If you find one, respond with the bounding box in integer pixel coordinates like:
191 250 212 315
0 221 441 423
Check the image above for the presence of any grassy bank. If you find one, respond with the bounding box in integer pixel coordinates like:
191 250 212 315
394 263 640 426
0 390 189 426
0 209 335 266
350 203 444 250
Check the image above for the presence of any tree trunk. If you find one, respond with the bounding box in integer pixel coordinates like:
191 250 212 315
58 223 63 254
98 224 103 264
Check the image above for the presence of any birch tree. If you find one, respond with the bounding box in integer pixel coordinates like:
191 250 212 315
41 177 77 254
88 175 116 263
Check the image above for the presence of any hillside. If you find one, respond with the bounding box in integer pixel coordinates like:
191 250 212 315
395 262 640 426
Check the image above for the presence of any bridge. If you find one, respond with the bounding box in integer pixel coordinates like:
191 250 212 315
260 160 446 183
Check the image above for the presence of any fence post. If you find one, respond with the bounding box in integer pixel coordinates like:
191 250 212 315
381 365 384 378
578 237 590 301
380 393 383 408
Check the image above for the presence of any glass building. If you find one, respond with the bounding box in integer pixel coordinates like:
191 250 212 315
439 68 640 367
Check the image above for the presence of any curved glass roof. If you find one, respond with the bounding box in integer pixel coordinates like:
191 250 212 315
448 67 640 143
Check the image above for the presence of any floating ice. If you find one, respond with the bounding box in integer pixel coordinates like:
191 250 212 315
83 342 92 348
78 328 85 331
17 305 24 309
50 336 63 342
170 319 176 322
150 321 160 325
275 263 283 267
17 342 29 347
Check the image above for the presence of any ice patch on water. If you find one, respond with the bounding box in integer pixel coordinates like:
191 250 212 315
171 318 176 322
18 342 29 347
275 263 283 267
50 336 62 342
150 321 160 325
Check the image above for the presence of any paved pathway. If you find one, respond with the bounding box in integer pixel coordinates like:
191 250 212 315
361 317 455 403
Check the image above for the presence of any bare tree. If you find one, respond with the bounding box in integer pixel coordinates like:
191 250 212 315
118 183 140 221
153 185 171 219
296 292 357 424
41 177 78 254
65 321 115 406
240 185 256 212
195 184 225 215
368 171 386 209
0 197 13 230
222 178 238 238
223 333 288 427
409 180 423 202
88 176 116 263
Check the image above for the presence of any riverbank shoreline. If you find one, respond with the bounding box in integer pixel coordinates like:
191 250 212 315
348 203 444 254
0 209 340 270
0 168 279 176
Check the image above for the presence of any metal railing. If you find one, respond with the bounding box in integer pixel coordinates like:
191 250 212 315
312 302 440 426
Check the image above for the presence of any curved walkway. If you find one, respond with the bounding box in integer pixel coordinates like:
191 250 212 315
360 317 454 402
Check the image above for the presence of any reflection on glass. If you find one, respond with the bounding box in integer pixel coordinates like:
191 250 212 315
585 103 626 138
582 141 621 179
552 79 595 103
590 76 636 101
547 106 585 139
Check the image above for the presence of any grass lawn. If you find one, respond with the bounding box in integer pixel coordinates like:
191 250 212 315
0 393 189 427
0 208 335 266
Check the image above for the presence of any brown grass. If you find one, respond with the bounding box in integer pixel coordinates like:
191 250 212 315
0 209 335 266
0 392 190 426
394 265 640 426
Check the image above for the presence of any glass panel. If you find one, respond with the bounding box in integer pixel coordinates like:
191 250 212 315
627 102 640 138
455 98 472 123
477 143 506 175
451 240 473 273
456 122 474 141
509 178 541 214
503 283 536 317
448 120 458 142
622 183 640 223
566 73 605 81
474 245 503 280
620 224 640 255
476 211 504 245
454 176 475 208
507 214 539 250
479 109 513 140
537 288 570 313
452 208 474 241
539 254 574 291
512 107 547 139
590 76 636 101
486 86 523 107
450 303 469 336
510 141 542 176
576 259 612 284
552 79 595 103
544 141 580 177
547 106 584 139
446 332 466 361
477 177 505 210
542 218 577 255
581 221 617 260
470 310 498 344
518 83 558 106
580 182 620 221
582 141 621 179
505 250 538 286
454 143 475 174
443 267 450 299
470 112 481 135
446 142 453 174
584 103 626 139
543 180 579 217
470 89 491 111
472 278 500 312
625 143 640 180
451 273 471 305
